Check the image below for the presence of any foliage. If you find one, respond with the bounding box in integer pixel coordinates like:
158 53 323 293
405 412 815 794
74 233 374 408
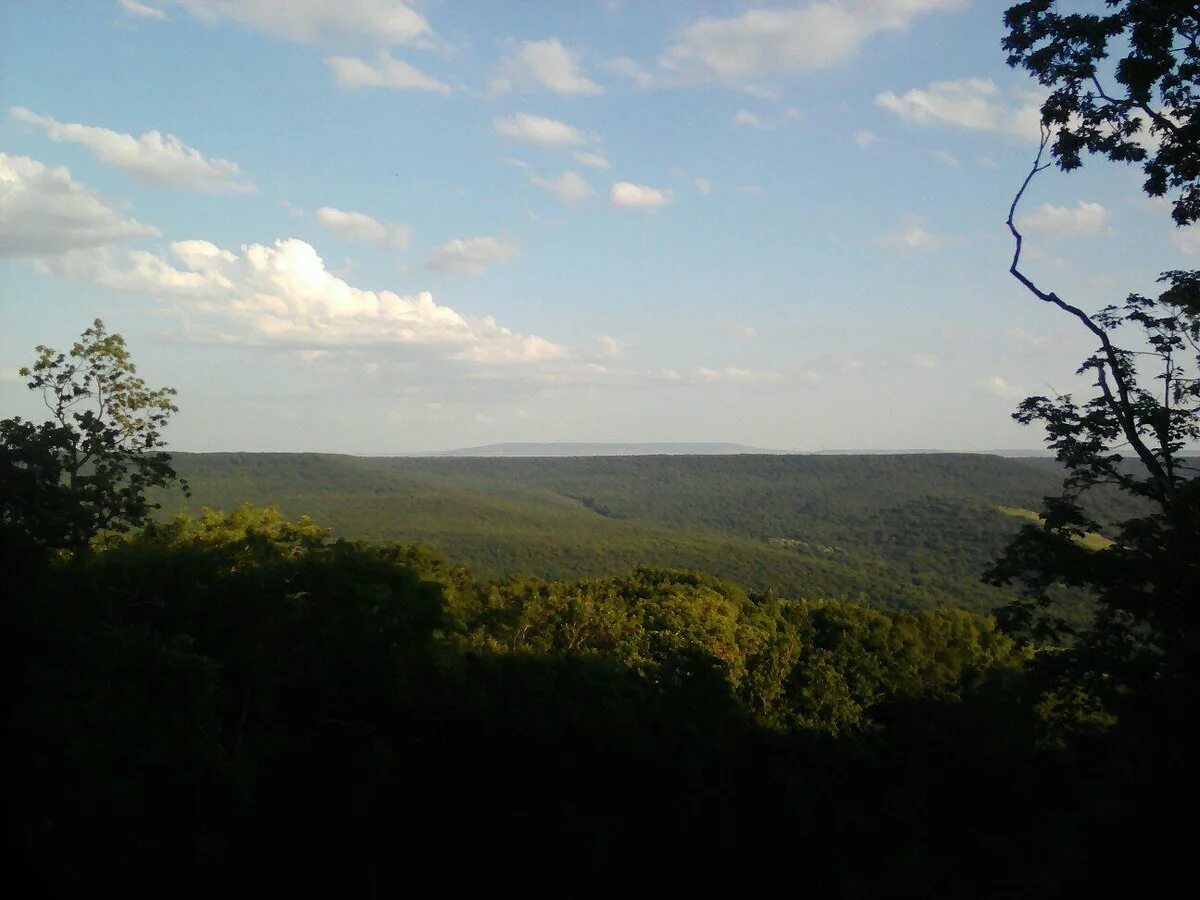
153 450 1139 619
0 319 184 552
11 504 1184 892
1004 0 1200 237
991 0 1200 718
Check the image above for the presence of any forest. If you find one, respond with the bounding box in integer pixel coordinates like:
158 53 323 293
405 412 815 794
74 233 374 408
3 1 1200 895
159 450 1138 619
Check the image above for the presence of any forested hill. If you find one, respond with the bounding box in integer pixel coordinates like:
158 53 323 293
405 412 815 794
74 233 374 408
159 452 1132 616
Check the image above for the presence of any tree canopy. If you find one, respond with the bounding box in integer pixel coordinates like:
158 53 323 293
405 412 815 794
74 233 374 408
1005 0 1200 237
994 0 1200 715
0 319 185 553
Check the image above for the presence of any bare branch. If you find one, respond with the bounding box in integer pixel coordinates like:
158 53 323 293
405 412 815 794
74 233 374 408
1007 131 1174 495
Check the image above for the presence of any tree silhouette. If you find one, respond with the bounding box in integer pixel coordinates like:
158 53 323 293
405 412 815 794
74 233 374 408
0 319 186 552
991 1 1200 710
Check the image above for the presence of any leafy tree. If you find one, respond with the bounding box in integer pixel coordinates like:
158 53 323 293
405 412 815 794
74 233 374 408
1004 0 1200 236
991 1 1200 710
0 319 185 552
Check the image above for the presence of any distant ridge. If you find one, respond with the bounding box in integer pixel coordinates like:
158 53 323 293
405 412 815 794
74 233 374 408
422 442 776 458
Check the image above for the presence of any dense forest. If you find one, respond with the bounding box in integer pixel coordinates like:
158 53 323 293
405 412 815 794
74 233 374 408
158 451 1140 619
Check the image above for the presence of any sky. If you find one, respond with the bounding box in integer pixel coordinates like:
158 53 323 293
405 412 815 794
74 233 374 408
0 0 1192 454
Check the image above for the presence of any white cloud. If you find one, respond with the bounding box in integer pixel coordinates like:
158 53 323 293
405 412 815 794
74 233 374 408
603 57 655 89
698 366 781 383
0 153 159 258
610 181 672 209
695 178 712 195
933 149 960 166
876 221 949 252
161 1 431 46
910 353 940 368
733 107 801 129
490 39 603 97
325 52 450 92
1018 201 1112 237
661 0 965 83
426 236 520 275
854 130 877 148
574 151 611 170
597 336 622 358
733 109 765 128
315 207 411 249
875 77 1042 140
494 113 587 147
119 0 166 19
986 376 1023 399
530 171 593 208
46 237 560 364
1171 226 1200 255
10 107 254 193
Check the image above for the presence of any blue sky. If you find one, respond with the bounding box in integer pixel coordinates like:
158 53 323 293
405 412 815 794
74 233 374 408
0 0 1190 453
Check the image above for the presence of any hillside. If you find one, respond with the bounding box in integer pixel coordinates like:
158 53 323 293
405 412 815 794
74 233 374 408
421 441 772 456
157 452 1126 617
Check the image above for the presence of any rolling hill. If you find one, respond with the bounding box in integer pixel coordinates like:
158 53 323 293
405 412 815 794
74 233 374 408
155 452 1128 617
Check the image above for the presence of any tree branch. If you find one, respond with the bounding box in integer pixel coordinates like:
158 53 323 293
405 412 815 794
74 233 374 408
1008 131 1174 496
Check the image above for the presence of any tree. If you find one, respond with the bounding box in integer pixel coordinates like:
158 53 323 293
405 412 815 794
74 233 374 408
989 1 1200 709
0 319 186 552
1004 0 1200 238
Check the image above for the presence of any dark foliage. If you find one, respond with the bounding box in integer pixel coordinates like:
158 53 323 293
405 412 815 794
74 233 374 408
1 507 1191 894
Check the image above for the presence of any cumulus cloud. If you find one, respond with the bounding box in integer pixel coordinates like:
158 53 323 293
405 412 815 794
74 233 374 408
610 181 672 210
46 237 560 364
875 221 949 252
695 178 712 195
1018 201 1112 238
426 236 520 275
597 336 622 358
985 376 1023 399
0 153 159 258
490 39 603 97
152 1 431 46
530 171 593 208
875 78 1042 140
118 0 165 18
661 0 965 83
494 113 588 147
854 130 877 148
603 57 655 89
10 107 254 193
325 52 451 92
574 151 611 169
315 207 411 249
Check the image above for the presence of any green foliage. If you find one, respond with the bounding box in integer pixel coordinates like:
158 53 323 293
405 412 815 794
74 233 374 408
0 320 185 552
996 3 1200 720
1005 0 1200 236
449 566 1025 735
7 502 1188 891
154 451 1139 620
